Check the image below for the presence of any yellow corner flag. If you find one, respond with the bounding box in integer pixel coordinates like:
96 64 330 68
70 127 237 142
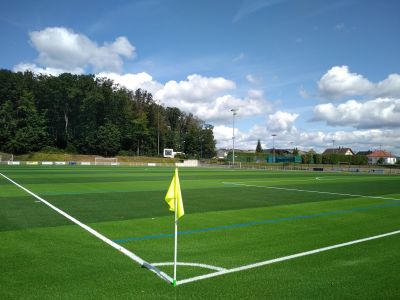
165 168 184 219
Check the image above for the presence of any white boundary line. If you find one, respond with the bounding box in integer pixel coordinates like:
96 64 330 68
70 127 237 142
222 182 400 201
0 172 173 284
152 262 227 272
176 229 400 286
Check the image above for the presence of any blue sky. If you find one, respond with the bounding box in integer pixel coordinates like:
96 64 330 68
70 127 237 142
1 0 400 153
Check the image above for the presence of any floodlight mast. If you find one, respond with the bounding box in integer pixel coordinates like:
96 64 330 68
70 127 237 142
272 134 277 163
156 99 161 156
231 109 237 166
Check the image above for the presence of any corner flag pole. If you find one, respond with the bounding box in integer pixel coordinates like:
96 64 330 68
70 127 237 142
173 169 178 286
165 167 184 286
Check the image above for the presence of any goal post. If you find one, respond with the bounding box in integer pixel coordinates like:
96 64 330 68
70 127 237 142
0 152 13 162
94 157 119 166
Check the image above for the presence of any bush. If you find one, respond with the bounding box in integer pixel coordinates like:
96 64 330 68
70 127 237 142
40 146 66 154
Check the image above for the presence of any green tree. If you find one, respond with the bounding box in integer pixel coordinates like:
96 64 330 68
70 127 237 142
0 101 16 151
0 69 217 158
96 122 121 157
201 124 216 158
256 139 263 153
7 92 50 154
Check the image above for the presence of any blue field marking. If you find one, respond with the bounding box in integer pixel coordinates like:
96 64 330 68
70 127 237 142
113 202 400 243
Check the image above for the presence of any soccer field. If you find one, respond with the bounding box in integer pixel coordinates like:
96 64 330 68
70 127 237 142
1 165 399 299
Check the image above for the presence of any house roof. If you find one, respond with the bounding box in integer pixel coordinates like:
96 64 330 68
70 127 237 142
367 150 393 158
357 150 373 156
323 147 354 155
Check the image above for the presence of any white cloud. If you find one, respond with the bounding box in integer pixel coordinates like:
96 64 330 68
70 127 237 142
317 66 400 99
318 66 374 99
213 124 267 150
155 74 235 104
246 74 258 83
313 98 400 129
95 72 163 94
28 27 135 73
215 122 400 154
152 74 271 122
214 110 300 150
299 86 310 98
297 129 400 153
233 52 245 62
13 63 81 76
267 111 299 132
95 72 271 123
376 74 400 98
191 91 271 122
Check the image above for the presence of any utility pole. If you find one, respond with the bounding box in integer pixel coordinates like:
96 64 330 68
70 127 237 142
272 134 277 163
231 109 237 166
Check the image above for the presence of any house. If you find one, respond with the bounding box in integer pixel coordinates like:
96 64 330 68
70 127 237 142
356 150 373 156
367 150 397 165
322 147 355 156
216 148 229 159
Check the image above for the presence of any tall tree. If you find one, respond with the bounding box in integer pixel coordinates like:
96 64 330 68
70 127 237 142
0 69 217 157
256 139 263 153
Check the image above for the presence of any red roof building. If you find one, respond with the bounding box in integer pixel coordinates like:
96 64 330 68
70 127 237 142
367 150 397 165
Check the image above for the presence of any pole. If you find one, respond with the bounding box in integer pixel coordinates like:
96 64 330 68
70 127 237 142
157 100 160 156
231 109 237 167
233 114 235 166
173 168 178 286
272 134 277 163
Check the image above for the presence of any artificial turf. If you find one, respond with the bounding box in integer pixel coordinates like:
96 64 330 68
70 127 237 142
0 165 399 299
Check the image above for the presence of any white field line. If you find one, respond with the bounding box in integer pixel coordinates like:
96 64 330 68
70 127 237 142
152 262 227 272
0 172 172 284
222 182 400 201
177 229 400 286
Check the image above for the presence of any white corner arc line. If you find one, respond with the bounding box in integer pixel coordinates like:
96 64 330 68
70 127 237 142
176 229 400 286
0 172 172 284
222 182 400 201
152 262 227 272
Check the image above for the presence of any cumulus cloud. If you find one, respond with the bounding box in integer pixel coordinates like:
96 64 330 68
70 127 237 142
214 110 300 150
267 111 299 132
318 66 374 99
296 129 400 153
13 63 80 76
317 66 400 99
94 72 271 123
213 124 268 150
28 27 135 73
190 91 271 122
155 74 235 103
313 98 400 129
152 75 271 122
96 72 163 94
215 122 400 154
376 74 400 98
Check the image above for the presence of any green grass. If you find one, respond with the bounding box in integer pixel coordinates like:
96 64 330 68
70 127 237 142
1 165 399 299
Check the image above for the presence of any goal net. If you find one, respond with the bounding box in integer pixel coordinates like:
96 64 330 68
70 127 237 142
0 152 13 162
94 157 119 166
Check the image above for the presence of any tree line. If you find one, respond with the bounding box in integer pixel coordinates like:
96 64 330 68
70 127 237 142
0 70 216 158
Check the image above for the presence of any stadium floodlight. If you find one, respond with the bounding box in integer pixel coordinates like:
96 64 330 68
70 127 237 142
231 109 238 166
272 134 277 163
156 99 161 156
